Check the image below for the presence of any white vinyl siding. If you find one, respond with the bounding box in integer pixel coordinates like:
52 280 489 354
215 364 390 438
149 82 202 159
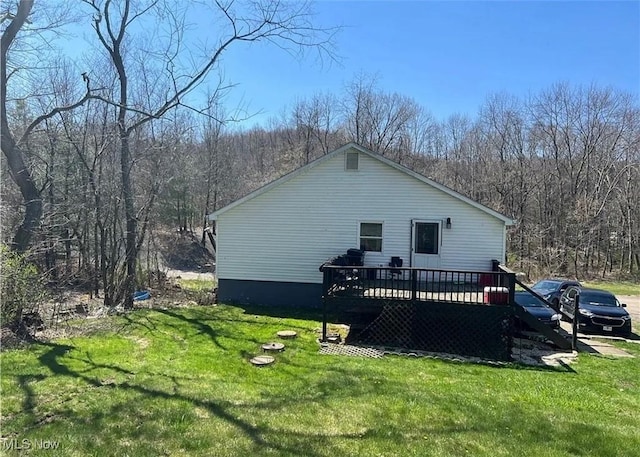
215 147 506 284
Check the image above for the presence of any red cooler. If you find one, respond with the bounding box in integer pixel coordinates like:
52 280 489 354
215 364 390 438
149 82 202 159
483 286 509 304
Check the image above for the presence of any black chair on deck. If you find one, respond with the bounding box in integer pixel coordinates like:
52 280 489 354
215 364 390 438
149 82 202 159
388 256 403 280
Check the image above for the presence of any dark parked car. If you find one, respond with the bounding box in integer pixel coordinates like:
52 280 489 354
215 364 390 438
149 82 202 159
559 287 632 337
531 278 582 310
514 291 562 330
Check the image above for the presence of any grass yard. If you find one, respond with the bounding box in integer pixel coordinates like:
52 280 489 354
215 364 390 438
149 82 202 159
580 281 640 297
177 278 217 292
1 304 639 457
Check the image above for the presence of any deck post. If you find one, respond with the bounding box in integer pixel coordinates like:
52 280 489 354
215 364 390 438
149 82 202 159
321 268 329 342
572 293 580 351
506 271 516 306
411 269 418 301
322 299 327 342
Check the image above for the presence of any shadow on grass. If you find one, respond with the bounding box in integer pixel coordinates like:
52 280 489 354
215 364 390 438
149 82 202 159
30 340 395 456
19 307 366 455
33 342 276 452
154 308 228 350
117 308 246 351
27 339 639 456
5 299 637 457
17 373 46 415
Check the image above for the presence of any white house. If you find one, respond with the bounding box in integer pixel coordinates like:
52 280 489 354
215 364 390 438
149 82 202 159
208 143 514 307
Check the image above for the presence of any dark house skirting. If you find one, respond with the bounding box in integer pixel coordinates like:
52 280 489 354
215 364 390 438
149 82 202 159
217 279 323 308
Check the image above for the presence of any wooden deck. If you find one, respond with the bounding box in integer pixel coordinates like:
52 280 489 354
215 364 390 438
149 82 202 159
321 265 572 353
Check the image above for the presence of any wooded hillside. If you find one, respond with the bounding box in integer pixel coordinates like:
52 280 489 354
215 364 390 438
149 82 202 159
2 1 638 315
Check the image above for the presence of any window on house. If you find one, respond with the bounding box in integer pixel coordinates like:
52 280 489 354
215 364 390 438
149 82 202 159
360 222 382 252
414 222 439 254
345 152 359 171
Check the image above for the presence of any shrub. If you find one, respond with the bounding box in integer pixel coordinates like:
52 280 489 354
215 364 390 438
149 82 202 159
0 245 46 331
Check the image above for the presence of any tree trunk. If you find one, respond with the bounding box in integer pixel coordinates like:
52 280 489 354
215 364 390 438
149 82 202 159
1 0 41 253
120 132 137 310
1 136 43 253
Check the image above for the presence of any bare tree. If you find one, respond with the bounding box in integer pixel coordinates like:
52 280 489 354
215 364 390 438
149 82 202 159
2 0 95 253
342 75 420 158
79 0 336 308
1 0 44 252
287 92 341 165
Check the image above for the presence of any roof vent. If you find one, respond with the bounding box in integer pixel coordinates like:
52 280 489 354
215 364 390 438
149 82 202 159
345 152 359 171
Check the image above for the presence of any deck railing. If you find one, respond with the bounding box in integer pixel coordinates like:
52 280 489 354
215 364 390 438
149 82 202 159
497 264 572 350
321 265 514 304
320 264 571 361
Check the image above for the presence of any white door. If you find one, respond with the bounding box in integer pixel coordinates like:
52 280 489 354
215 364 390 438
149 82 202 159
411 220 441 269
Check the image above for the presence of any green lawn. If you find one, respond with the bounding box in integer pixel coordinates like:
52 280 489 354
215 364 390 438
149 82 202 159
1 304 639 456
177 278 217 291
580 281 640 297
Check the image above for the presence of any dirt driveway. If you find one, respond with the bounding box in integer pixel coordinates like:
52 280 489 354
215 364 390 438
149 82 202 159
166 269 215 282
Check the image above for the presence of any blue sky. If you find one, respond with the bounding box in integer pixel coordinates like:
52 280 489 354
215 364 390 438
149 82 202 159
216 1 639 126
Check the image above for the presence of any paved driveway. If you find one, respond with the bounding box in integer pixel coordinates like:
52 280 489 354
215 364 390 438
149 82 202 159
619 295 640 332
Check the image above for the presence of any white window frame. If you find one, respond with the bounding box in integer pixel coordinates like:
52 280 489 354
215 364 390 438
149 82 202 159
358 221 383 252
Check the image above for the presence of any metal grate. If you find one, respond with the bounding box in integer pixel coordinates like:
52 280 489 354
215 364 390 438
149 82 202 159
319 339 577 367
318 344 384 358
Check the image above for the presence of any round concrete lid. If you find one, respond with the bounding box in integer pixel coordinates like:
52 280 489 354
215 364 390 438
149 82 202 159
250 355 275 366
262 342 285 352
277 330 297 339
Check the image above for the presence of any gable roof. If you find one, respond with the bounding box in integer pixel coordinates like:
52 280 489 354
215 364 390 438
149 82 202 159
208 142 515 225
